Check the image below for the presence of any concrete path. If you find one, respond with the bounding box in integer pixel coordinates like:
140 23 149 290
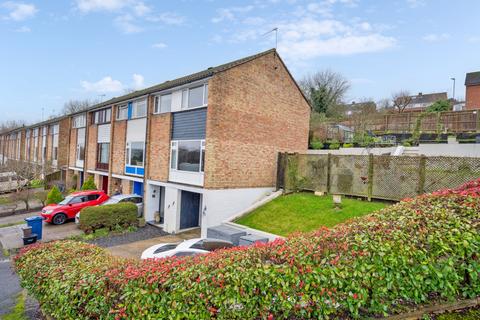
0 221 83 250
0 248 21 317
106 228 200 259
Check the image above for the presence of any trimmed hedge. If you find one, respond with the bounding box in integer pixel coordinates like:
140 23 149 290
14 181 480 319
79 202 138 233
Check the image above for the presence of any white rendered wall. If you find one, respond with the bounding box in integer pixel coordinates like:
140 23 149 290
200 187 274 237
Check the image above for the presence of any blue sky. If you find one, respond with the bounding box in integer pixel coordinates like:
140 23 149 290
1 0 479 123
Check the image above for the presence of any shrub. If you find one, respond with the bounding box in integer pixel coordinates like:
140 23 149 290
342 143 353 148
79 202 138 233
46 186 63 205
81 176 97 191
29 179 44 189
15 182 480 319
34 190 49 206
309 138 324 150
328 139 340 149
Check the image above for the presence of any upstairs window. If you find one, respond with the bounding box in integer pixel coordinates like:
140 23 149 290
154 94 171 114
181 84 208 110
93 108 111 124
117 105 128 120
132 99 147 119
72 115 86 128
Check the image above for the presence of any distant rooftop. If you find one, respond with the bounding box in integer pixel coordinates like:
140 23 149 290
410 92 448 104
465 71 480 86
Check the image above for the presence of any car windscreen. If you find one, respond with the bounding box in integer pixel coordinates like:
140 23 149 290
101 198 119 205
153 243 180 254
190 240 234 252
58 195 75 205
173 251 201 257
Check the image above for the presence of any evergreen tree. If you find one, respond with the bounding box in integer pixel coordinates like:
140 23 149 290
46 186 64 205
81 176 97 191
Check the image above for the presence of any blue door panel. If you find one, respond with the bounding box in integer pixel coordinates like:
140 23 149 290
133 181 143 196
180 191 200 229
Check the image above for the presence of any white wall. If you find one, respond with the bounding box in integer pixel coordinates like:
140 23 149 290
200 187 274 237
97 124 111 143
126 118 147 142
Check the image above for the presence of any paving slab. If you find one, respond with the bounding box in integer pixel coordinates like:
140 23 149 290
0 220 83 250
106 228 200 259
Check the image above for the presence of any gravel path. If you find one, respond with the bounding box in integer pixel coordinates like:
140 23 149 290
88 225 168 248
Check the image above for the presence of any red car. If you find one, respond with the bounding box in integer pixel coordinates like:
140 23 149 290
41 190 109 225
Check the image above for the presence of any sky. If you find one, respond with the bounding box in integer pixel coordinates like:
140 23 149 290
1 0 479 123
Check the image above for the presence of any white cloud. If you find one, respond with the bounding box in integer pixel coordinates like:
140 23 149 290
148 12 185 25
211 5 254 23
75 0 131 13
152 42 167 49
132 74 144 90
115 14 142 33
2 1 37 21
422 33 450 42
81 76 124 93
467 36 480 44
133 2 150 16
15 26 31 32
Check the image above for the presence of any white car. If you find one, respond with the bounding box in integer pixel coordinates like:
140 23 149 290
75 194 143 224
141 238 234 259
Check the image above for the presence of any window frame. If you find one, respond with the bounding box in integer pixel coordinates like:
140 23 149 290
72 115 86 128
181 83 208 110
131 99 147 119
154 93 172 114
125 141 145 168
116 104 128 121
92 108 111 124
170 139 205 173
97 142 110 165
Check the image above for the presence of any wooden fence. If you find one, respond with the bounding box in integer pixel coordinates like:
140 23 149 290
277 153 480 201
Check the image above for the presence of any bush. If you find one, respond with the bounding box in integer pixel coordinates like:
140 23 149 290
15 182 480 319
46 186 63 205
29 179 44 189
79 202 138 233
328 139 340 149
81 176 97 191
309 138 324 150
34 190 49 206
342 143 353 148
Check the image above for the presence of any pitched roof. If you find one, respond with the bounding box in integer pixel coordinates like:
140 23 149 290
465 71 480 86
409 92 448 104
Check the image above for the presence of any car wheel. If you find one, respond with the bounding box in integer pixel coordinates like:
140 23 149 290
52 213 67 225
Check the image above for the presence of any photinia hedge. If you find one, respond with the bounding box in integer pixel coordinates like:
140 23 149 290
14 180 480 319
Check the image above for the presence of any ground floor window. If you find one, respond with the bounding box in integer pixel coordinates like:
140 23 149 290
170 140 205 172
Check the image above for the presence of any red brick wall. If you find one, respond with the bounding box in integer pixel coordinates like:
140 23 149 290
111 120 126 175
147 113 171 182
466 85 480 110
204 51 310 189
86 124 97 170
58 118 70 167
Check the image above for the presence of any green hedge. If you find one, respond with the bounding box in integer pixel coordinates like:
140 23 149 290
14 191 480 319
79 202 137 233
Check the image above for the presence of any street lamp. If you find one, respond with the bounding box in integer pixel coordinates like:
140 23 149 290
450 77 456 101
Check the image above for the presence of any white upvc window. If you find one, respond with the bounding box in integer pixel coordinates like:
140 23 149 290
170 140 205 173
131 99 147 119
117 104 128 120
126 141 145 167
51 124 59 162
72 115 86 128
93 108 111 124
181 84 208 110
154 93 172 114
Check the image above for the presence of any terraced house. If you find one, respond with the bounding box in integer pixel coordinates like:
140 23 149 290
0 49 310 236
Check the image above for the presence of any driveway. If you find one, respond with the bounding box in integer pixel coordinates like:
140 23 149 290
106 228 200 259
0 220 83 250
0 248 21 317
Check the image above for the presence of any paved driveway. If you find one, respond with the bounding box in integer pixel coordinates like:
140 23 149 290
0 219 83 250
106 228 200 259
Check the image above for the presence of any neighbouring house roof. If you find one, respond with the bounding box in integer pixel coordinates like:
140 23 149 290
465 71 480 86
409 92 448 105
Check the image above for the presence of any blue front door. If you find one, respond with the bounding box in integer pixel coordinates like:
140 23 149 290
180 191 200 229
133 181 143 196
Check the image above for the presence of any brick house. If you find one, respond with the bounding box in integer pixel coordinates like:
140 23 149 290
465 71 480 110
1 49 310 235
402 92 448 112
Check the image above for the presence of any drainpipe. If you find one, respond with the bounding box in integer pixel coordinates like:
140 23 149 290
108 107 116 195
142 94 152 219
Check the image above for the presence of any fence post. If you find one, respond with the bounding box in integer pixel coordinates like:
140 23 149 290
367 153 374 201
326 153 331 194
275 152 285 191
417 155 426 195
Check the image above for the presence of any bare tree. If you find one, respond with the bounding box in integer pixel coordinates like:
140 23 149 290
299 69 350 114
0 120 26 134
392 90 412 113
62 99 99 115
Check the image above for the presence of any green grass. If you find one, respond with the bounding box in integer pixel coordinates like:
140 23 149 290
0 221 26 229
235 193 388 236
68 225 138 242
2 292 27 320
436 307 480 320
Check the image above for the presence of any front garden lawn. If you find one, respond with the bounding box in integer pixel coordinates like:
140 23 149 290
235 192 388 236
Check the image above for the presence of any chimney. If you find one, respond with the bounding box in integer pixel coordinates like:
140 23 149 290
418 92 423 96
